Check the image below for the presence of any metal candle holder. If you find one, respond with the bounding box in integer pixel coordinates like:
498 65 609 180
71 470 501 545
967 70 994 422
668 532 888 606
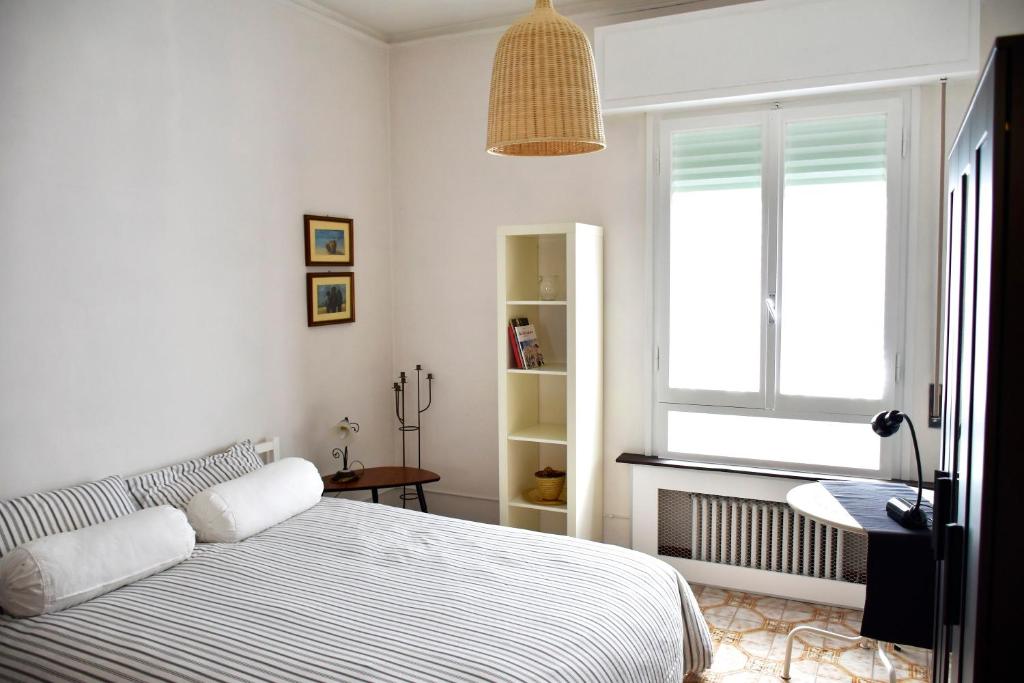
393 364 434 507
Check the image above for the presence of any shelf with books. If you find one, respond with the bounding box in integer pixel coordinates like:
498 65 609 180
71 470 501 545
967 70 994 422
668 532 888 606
505 308 565 372
498 223 602 541
507 362 567 376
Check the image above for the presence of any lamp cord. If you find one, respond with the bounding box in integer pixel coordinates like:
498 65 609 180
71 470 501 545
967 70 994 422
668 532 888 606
903 415 924 510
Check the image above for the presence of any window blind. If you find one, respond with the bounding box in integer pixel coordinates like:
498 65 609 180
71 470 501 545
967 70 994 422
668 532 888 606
671 125 761 193
785 114 887 186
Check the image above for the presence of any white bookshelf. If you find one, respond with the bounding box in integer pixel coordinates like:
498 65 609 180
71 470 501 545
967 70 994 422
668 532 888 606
497 223 603 540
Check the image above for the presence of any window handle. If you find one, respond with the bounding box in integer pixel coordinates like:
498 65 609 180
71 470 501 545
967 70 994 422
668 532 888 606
765 294 777 324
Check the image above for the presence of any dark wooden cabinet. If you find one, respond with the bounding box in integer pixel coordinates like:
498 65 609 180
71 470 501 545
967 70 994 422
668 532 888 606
932 34 1024 682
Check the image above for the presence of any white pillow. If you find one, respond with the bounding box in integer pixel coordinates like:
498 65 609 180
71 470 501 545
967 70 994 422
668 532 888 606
0 506 194 618
187 457 323 543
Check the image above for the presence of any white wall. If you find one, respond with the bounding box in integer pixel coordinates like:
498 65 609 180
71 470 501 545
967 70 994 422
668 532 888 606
4 0 1022 535
389 0 1024 544
390 27 649 542
0 0 394 499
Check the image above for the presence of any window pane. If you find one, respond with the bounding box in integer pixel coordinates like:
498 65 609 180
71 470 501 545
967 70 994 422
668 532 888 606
669 125 763 393
780 114 888 400
667 411 880 470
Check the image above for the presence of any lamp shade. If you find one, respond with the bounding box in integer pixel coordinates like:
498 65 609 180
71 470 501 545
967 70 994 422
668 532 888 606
870 410 904 438
486 0 606 156
336 417 359 446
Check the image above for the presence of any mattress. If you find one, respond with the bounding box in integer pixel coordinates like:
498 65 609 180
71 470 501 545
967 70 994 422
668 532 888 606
0 497 712 682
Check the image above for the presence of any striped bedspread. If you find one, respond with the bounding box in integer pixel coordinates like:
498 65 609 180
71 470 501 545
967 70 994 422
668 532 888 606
0 498 712 682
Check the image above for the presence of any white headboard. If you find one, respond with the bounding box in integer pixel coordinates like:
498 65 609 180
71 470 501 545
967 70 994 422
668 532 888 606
254 437 281 464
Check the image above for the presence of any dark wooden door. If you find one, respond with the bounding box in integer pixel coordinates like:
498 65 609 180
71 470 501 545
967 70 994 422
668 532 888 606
933 35 1024 682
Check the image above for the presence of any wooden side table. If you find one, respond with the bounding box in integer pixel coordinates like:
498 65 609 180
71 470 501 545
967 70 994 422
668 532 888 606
321 466 440 512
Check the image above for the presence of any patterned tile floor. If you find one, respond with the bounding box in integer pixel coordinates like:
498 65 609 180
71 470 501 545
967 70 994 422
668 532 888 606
684 584 931 683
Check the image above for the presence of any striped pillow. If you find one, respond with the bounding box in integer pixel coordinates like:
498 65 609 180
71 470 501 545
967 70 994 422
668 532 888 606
126 440 264 510
0 476 136 558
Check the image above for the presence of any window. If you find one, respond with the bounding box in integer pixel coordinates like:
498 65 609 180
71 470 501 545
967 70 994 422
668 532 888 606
653 97 906 475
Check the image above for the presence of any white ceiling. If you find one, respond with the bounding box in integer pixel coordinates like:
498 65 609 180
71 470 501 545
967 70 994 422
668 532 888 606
299 0 682 43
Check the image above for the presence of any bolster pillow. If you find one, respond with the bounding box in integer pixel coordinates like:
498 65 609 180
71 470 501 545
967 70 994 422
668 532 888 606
187 457 323 543
0 506 195 618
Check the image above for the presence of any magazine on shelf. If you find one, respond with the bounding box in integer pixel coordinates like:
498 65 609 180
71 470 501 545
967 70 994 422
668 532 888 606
513 321 544 370
508 317 546 369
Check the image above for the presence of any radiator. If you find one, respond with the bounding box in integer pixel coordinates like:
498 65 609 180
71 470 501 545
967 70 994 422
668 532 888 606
658 490 867 584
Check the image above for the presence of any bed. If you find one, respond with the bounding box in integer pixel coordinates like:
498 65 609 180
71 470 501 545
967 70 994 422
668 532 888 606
0 449 712 682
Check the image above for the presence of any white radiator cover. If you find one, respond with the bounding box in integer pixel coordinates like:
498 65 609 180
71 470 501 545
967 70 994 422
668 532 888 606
659 490 867 583
631 463 867 608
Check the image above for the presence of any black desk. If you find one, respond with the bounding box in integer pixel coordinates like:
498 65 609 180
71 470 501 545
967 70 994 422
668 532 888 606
781 482 935 683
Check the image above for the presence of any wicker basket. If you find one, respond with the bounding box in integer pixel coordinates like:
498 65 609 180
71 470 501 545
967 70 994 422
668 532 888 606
486 0 605 156
535 469 566 501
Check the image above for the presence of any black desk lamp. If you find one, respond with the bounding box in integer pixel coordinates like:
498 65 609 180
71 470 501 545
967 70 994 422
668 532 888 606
871 410 928 530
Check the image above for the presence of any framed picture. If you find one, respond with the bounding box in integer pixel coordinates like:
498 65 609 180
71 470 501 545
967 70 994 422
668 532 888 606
307 273 355 326
304 215 354 266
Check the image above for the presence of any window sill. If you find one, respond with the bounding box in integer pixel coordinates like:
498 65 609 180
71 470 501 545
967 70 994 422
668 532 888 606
616 452 933 488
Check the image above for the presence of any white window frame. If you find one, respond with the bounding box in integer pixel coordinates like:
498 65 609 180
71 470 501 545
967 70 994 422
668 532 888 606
651 92 910 477
655 109 771 410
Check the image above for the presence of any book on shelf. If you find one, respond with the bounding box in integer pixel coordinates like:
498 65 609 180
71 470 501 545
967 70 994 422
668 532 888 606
508 318 526 369
510 317 544 369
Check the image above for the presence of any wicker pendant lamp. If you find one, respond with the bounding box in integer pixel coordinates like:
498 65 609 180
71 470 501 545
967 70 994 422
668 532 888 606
486 0 606 156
